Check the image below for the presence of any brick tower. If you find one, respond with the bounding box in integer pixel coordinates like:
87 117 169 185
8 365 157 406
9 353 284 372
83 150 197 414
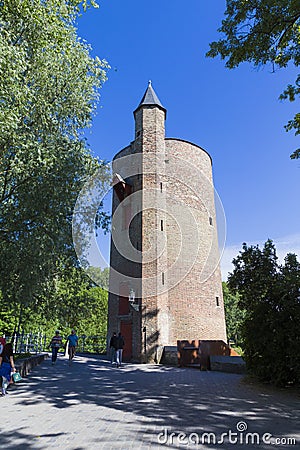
107 82 227 363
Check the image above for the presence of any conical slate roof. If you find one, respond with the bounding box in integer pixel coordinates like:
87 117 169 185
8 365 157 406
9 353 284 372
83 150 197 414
135 81 166 113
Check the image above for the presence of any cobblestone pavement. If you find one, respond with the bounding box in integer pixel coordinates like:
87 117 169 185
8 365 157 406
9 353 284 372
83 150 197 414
1 354 299 450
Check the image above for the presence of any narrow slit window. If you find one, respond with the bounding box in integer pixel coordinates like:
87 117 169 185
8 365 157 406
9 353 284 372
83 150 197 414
160 182 163 192
160 220 164 231
162 272 165 285
216 296 220 307
209 217 213 226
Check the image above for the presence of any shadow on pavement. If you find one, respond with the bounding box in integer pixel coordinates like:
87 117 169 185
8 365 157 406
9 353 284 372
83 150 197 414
0 428 66 450
5 354 300 449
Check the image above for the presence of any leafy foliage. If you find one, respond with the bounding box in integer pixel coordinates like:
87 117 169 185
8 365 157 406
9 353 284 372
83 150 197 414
0 267 108 341
228 240 300 386
222 281 246 345
86 266 109 290
0 0 110 323
0 290 16 335
49 266 108 334
207 0 300 158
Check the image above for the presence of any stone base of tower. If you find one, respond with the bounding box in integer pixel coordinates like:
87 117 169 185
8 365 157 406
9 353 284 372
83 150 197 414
159 346 178 365
143 341 240 368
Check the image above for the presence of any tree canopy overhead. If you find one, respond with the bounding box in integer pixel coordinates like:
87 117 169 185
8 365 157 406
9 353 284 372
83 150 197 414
207 0 300 159
0 0 110 321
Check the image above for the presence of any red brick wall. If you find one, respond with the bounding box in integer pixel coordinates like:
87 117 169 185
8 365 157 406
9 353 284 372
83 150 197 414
107 101 227 363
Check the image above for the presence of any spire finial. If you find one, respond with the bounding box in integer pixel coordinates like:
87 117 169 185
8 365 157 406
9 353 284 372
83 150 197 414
135 81 166 115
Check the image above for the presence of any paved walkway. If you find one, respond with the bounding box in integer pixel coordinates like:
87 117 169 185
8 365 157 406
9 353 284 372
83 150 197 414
1 354 299 449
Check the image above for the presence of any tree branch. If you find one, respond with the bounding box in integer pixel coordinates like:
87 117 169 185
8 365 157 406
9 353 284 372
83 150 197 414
0 175 34 205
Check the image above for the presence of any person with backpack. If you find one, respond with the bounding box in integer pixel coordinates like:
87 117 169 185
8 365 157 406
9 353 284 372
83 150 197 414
49 330 63 365
0 342 16 395
116 332 125 368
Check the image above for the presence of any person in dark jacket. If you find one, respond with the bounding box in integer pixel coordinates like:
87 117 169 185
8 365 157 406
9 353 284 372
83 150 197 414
116 332 125 368
109 332 118 365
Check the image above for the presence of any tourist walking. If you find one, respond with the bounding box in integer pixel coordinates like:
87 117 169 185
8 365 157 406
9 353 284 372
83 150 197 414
49 330 62 365
66 329 78 364
0 342 16 395
109 332 118 365
116 332 125 368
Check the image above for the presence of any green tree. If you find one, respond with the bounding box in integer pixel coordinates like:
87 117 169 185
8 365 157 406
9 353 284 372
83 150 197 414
0 290 16 335
207 0 300 159
228 240 300 386
0 266 108 341
0 0 110 325
86 266 109 290
45 266 108 336
222 281 245 345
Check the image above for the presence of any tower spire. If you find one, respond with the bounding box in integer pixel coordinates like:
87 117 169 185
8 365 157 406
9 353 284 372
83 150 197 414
135 81 166 114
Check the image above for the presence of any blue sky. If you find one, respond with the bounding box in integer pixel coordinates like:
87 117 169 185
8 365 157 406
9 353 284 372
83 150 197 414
76 0 300 278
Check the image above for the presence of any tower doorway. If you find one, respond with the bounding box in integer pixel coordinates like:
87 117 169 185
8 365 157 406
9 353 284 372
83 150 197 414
120 321 132 361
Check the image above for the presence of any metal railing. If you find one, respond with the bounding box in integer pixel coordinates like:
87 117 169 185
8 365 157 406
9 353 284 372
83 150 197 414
4 333 107 355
